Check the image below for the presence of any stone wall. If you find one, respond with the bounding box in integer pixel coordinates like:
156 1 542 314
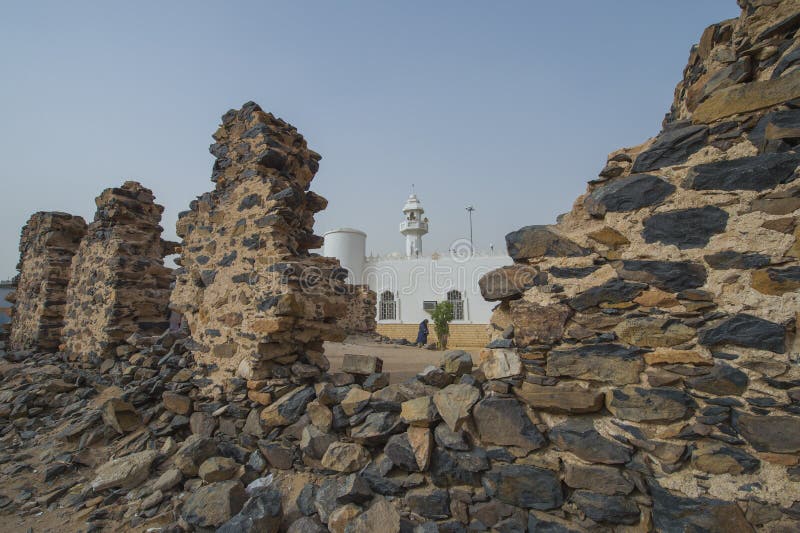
62 182 174 363
474 1 800 529
339 285 376 334
8 212 86 352
170 102 347 381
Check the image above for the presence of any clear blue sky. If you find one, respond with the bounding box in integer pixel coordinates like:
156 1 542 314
0 0 740 277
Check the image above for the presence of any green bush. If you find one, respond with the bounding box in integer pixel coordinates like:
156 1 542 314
429 301 454 349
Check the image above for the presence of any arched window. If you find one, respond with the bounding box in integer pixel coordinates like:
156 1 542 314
379 290 396 321
447 290 464 320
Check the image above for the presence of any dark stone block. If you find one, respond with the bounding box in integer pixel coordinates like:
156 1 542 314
567 278 647 311
642 206 729 248
733 412 800 453
615 260 707 292
430 447 489 487
683 152 800 191
648 479 751 532
699 313 785 353
570 491 640 525
505 226 589 261
549 418 632 464
687 362 749 396
704 251 771 269
630 123 708 173
549 265 600 278
483 464 563 510
584 174 676 216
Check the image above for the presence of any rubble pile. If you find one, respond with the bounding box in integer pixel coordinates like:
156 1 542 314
7 212 86 352
61 181 176 365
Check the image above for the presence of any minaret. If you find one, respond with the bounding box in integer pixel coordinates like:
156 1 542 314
399 193 429 257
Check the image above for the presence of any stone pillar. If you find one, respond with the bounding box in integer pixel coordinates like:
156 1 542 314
8 212 87 352
339 285 377 334
62 181 175 363
170 102 346 380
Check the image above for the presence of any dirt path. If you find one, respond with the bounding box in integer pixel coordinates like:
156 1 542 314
325 335 480 383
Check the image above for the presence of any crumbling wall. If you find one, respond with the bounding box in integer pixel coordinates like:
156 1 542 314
339 285 377 333
7 212 86 352
170 102 347 381
62 182 174 363
474 0 800 529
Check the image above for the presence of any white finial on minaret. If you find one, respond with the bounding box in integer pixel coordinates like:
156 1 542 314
400 192 429 258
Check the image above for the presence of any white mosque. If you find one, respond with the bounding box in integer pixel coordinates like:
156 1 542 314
322 193 512 347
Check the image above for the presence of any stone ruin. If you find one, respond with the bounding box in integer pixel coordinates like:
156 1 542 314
339 285 377 334
170 101 348 381
0 1 799 531
61 181 175 364
7 212 86 351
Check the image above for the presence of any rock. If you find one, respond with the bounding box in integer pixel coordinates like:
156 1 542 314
691 441 760 474
550 419 632 464
479 264 546 301
300 425 337 460
750 185 800 215
734 413 800 453
433 384 480 431
341 387 372 416
434 423 470 451
152 468 182 492
174 435 218 476
550 265 600 278
480 349 522 379
407 426 433 471
751 266 800 295
101 398 141 434
564 463 633 495
401 396 438 426
341 354 383 375
261 386 315 427
289 517 328 533
692 69 800 123
505 225 589 261
648 479 752 532
336 473 372 504
642 206 729 248
199 456 240 482
513 382 604 413
567 279 647 311
684 152 800 191
587 226 630 247
344 497 401 533
258 441 296 470
615 260 707 292
528 511 585 533
546 344 644 385
630 124 708 172
363 372 390 391
218 489 282 533
190 411 218 437
606 386 693 423
472 397 546 452
328 504 361 533
614 316 695 348
384 433 422 472
405 487 450 519
441 350 474 375
643 348 711 365
570 490 639 525
418 365 451 387
91 450 158 491
181 480 247 530
509 302 572 346
162 391 192 415
686 362 748 396
704 251 771 269
585 174 676 216
351 412 403 444
307 400 333 432
698 314 785 353
430 447 489 487
321 442 371 473
483 464 563 510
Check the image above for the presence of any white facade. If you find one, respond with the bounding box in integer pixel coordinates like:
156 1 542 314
322 194 513 325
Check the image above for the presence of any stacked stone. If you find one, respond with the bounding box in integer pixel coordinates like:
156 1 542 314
339 285 377 333
8 212 87 352
474 1 800 530
169 102 347 386
62 182 175 363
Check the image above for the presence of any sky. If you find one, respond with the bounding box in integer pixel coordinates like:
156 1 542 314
0 0 741 278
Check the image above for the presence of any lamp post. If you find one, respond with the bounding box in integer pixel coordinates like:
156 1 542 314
466 205 475 254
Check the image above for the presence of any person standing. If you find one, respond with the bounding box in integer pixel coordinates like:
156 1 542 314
416 319 429 347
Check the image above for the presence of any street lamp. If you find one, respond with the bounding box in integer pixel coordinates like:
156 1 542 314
466 206 475 254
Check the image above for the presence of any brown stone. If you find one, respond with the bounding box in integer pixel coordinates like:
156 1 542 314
162 392 192 415
614 317 695 348
634 288 680 308
479 348 522 380
401 396 439 426
643 349 712 366
433 383 480 431
320 442 370 473
407 426 433 471
341 353 383 375
513 381 604 413
509 301 572 346
587 226 630 248
692 70 800 123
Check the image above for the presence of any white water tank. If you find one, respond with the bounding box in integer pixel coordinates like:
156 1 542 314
322 228 367 284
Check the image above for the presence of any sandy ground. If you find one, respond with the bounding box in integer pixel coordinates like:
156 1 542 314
325 335 481 383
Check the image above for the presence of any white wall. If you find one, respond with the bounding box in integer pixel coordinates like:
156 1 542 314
322 229 366 284
364 254 512 324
